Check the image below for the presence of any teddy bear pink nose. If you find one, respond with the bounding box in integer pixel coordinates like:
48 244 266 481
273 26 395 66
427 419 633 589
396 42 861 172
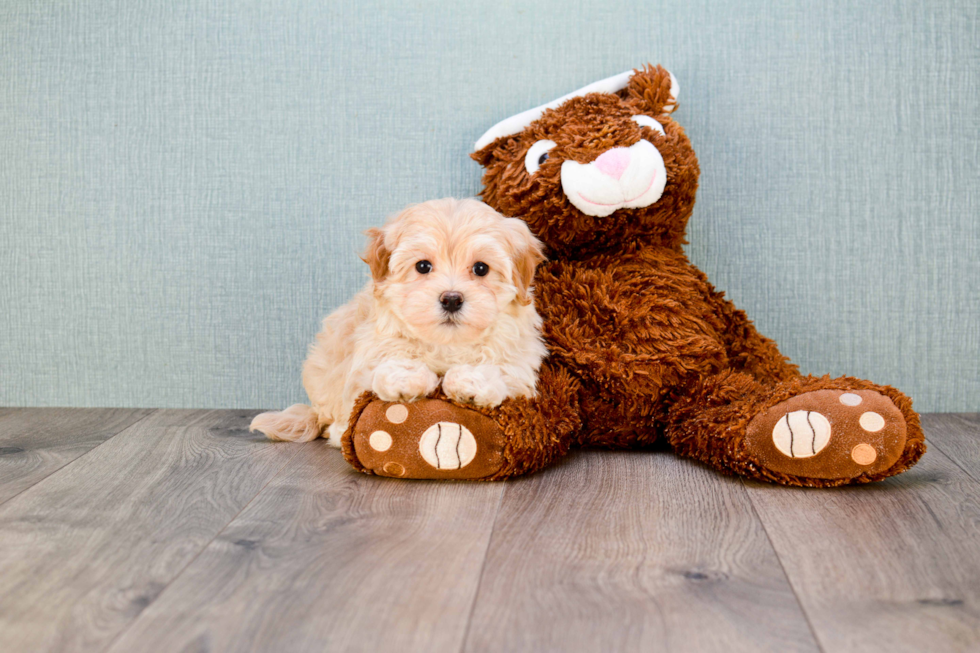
593 148 631 180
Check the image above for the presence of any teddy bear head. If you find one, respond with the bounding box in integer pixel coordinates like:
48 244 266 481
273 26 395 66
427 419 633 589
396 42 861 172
471 65 700 258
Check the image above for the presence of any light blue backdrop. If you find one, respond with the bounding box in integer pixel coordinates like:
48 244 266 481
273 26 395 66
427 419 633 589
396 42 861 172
2 0 977 411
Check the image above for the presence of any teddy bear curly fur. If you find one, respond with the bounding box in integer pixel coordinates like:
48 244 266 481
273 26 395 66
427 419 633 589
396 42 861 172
341 64 925 487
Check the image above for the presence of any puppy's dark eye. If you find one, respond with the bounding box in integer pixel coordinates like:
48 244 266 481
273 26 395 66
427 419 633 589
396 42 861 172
415 260 432 274
472 262 489 277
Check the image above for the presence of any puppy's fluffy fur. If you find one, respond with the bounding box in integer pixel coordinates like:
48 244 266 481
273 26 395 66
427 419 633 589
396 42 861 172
250 198 548 446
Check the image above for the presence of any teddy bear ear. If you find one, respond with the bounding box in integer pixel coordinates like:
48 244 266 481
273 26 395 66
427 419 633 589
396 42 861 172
470 144 497 167
624 64 679 116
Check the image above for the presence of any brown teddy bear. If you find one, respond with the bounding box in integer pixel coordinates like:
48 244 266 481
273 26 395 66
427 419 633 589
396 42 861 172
341 64 925 486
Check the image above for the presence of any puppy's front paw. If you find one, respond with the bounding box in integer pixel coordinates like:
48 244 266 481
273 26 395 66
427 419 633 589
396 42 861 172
443 365 509 407
371 360 440 402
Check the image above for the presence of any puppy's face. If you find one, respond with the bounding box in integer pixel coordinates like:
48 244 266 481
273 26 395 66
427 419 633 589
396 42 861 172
364 198 544 346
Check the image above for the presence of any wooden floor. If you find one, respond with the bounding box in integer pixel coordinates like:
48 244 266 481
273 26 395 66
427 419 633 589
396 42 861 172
0 410 978 652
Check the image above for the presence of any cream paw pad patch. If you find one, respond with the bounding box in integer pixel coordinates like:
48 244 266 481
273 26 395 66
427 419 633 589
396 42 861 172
744 389 908 479
349 398 505 480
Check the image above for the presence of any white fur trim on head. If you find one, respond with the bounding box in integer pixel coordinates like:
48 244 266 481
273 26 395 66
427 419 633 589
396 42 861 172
474 70 635 152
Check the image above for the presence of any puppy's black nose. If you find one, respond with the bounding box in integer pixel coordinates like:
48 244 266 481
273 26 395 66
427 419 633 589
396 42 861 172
440 291 464 313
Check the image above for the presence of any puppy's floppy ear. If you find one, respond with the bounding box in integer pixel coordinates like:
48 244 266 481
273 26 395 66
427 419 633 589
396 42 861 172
624 63 679 117
362 227 390 282
502 217 546 306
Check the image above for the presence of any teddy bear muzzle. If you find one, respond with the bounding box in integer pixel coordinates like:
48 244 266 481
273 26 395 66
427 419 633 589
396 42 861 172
560 139 668 217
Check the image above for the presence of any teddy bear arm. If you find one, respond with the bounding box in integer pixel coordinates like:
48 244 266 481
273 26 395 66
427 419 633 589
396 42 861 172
554 345 667 397
538 269 729 396
545 327 729 400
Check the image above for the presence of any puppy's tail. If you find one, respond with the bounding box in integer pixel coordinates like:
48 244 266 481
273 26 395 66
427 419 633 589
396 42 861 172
250 404 323 442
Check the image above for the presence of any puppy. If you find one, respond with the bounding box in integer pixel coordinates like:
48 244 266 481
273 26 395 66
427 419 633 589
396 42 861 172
250 198 548 446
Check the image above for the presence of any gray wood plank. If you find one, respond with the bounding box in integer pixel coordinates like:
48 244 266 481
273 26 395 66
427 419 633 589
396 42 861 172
463 451 819 653
106 443 504 653
0 409 299 653
922 413 980 482
744 433 980 652
0 408 154 505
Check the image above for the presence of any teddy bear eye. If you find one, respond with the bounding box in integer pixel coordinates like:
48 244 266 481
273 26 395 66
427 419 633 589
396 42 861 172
632 115 666 137
524 140 557 175
415 260 432 274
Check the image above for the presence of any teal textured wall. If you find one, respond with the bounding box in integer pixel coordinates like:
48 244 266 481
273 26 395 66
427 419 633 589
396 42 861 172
2 0 977 411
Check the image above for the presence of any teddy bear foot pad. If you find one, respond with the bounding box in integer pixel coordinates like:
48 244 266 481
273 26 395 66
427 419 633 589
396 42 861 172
745 389 907 480
349 399 505 479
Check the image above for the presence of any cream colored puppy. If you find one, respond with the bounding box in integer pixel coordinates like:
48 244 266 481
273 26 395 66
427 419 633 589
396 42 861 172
250 198 547 446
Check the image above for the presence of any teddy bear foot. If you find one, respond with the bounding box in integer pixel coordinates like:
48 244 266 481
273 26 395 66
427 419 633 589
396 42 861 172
344 398 506 479
744 389 908 480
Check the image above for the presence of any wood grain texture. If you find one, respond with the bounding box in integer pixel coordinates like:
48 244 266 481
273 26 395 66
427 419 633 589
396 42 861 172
2 410 978 652
922 413 980 482
744 433 980 652
0 408 154 505
0 409 298 653
106 442 505 653
463 450 819 653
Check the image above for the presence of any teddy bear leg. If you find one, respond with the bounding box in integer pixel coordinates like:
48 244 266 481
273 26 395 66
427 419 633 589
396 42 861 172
340 364 582 481
663 371 925 487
